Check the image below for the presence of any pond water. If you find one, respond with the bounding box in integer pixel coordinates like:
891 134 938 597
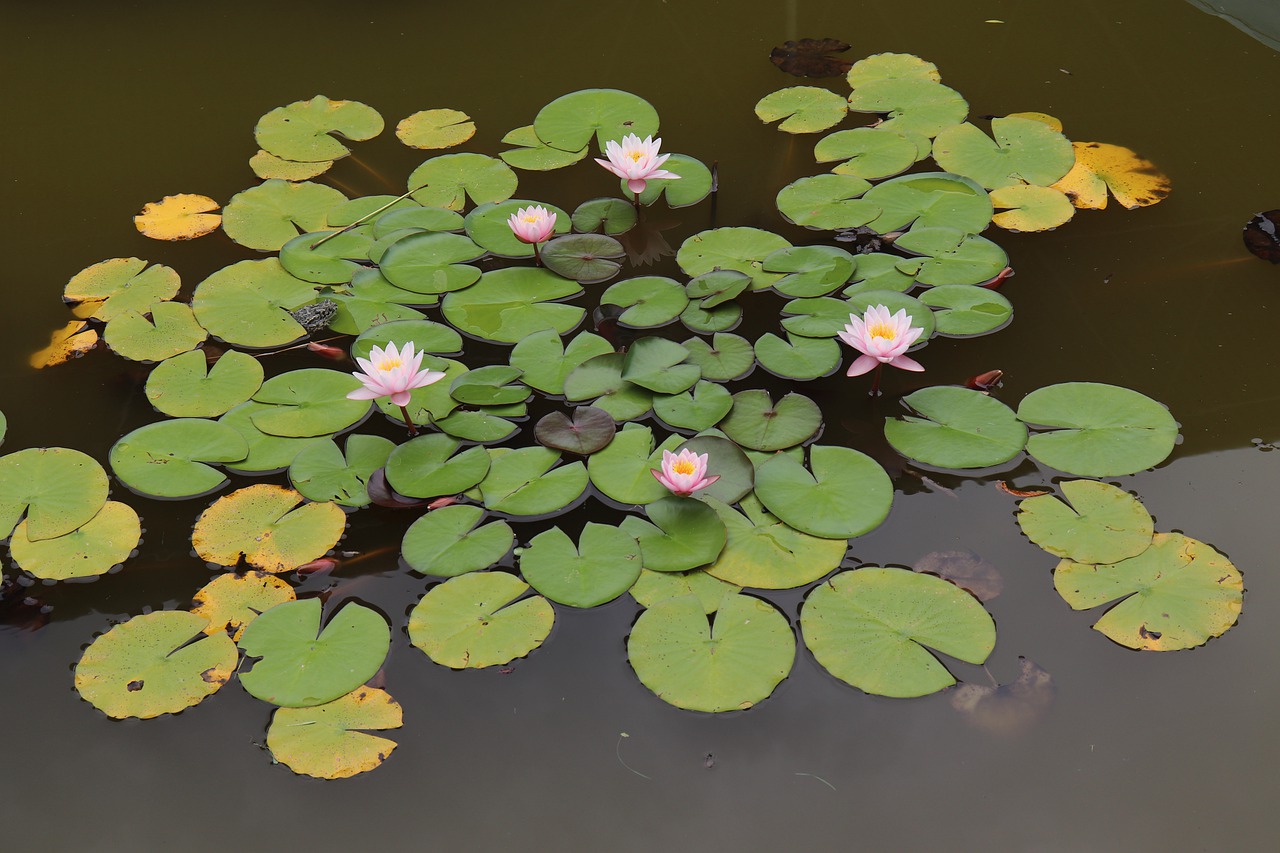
3 1 1279 849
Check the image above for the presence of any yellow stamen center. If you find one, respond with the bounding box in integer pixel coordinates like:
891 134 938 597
627 150 644 162
522 214 539 223
867 322 897 341
672 460 696 475
376 357 402 371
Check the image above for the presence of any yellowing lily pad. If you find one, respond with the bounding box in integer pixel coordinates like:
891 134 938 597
191 484 346 573
396 108 476 149
990 184 1075 232
190 571 296 641
267 686 402 779
249 149 334 181
63 257 181 323
408 571 554 669
103 301 208 363
133 194 222 240
1052 141 1172 210
255 95 383 162
704 497 846 589
0 447 110 542
74 611 237 719
29 320 98 368
9 501 140 581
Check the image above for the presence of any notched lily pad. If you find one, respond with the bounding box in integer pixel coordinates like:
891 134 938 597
190 571 297 641
408 571 554 669
9 501 141 581
1017 480 1154 565
134 194 221 241
755 86 848 133
63 258 181 323
884 386 1027 470
267 686 403 779
1018 383 1178 477
1052 141 1171 210
191 484 346 573
396 108 476 150
535 406 616 455
0 447 110 541
255 95 383 162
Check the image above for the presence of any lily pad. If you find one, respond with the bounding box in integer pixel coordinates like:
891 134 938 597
250 369 369 437
352 318 462 358
846 78 968 138
621 337 700 394
9 501 140 581
1017 480 1154 565
372 205 463 238
932 117 1075 189
631 154 714 208
681 301 743 333
401 505 514 577
378 231 485 295
384 434 491 499
396 108 475 149
685 270 752 307
653 381 734 432
535 406 617 455
28 321 99 368
571 197 637 234
601 276 689 327
145 350 264 418
619 496 727 573
676 227 793 290
673 435 755 504
289 434 395 507
408 571 554 669
1054 533 1243 651
846 52 941 87
533 89 660 152
763 246 856 297
753 332 841 380
990 184 1075 232
893 227 1009 286
450 365 529 407
681 333 755 381
510 330 615 396
627 593 795 712
238 598 390 707
778 296 855 338
219 403 327 474
843 252 918 295
776 174 878 231
463 199 571 258
629 569 740 614
917 285 1012 336
267 686 403 780
861 172 993 234
407 153 518 211
1052 141 1172 210
191 259 317 348
63 258 181 323
478 447 587 516
499 124 590 171
704 497 846 589
754 445 893 539
801 567 997 698
192 484 346 573
519 523 642 607
755 86 848 133
540 234 625 284
717 390 822 451
884 386 1027 469
814 127 919 180
279 228 375 284
190 571 297 641
563 353 654 421
222 180 348 251
110 419 248 499
249 149 333 181
586 425 684 505
74 611 236 719
103 302 207 363
442 267 585 344
255 95 383 162
1018 383 1178 476
134 193 221 241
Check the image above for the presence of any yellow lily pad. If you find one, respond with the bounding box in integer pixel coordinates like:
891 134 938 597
396 108 476 149
266 686 402 779
249 150 334 181
1052 141 1172 210
29 320 98 368
190 570 296 641
133 194 222 240
9 501 140 581
990 184 1075 232
63 257 181 322
191 484 346 573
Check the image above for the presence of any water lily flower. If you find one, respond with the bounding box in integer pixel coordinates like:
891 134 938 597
507 205 557 245
347 341 446 435
838 304 926 378
651 449 719 497
595 133 680 195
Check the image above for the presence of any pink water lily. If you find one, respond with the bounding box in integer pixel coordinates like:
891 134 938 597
651 449 719 497
595 133 680 195
346 342 446 439
507 205 557 245
838 304 926 377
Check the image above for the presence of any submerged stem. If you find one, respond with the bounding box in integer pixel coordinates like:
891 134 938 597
398 403 419 437
869 363 884 397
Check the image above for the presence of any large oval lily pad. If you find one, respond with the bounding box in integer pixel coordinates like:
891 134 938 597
408 571 554 669
676 228 793 290
191 259 317 348
918 285 1012 336
384 434 491 499
1018 383 1178 477
861 172 993 235
717 390 822 451
932 117 1074 189
776 174 877 231
401 505 514 577
250 369 369 438
407 153 518 211
110 419 248 499
533 89 660 152
222 180 348 251
704 497 846 589
1018 480 1154 565
884 386 1027 469
754 445 893 539
755 86 848 133
255 96 383 162
814 127 919 179
441 267 584 344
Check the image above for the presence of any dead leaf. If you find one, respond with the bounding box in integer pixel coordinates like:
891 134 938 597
950 657 1055 736
1243 210 1280 263
769 38 854 78
913 550 1003 601
1052 142 1172 210
29 321 99 368
134 193 222 240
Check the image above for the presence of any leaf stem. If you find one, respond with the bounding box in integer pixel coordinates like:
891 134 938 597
311 182 429 249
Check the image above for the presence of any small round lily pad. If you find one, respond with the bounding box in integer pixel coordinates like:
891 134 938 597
408 571 554 669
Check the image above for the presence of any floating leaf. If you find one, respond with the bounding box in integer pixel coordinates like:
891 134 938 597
913 550 1004 601
990 184 1075 232
801 567 996 698
192 484 346 572
463 199 571 258
860 172 993 234
9 501 140 580
535 406 617 455
933 118 1074 190
631 154 714 208
279 228 375 284
191 259 317 347
267 686 402 780
441 267 584 343
627 593 795 712
63 258 180 323
918 284 1012 336
378 230 485 294
763 245 856 297
769 38 853 78
478 447 587 516
779 295 858 338
103 302 207 362
396 108 475 149
222 180 348 251
754 332 841 380
1018 480 1154 565
239 599 389 707
884 386 1027 469
289 434 395 507
1018 383 1178 476
893 227 1009 286
533 89 660 152
1243 210 1280 263
74 611 236 719
718 390 822 451
571 197 637 234
755 86 848 133
681 333 755 381
190 571 296 641
586 425 683 505
371 205 463 238
219 403 326 474
109 419 247 499
621 337 700 394
630 569 740 613
134 194 221 240
653 381 734 431
681 301 743 333
540 233 625 284
384 434 491 499
846 78 968 138
1054 533 1243 651
600 276 688 327
776 174 877 231
563 353 654 421
352 317 462 358
249 149 333 181
520 523 642 607
685 269 752 307
754 445 893 539
29 321 98 368
846 52 941 87
408 572 554 669
676 227 792 290
619 496 727 573
814 127 919 180
401 505 514 577
704 497 846 589
250 368 369 438
510 330 614 396
255 96 383 162
1052 141 1171 210
498 124 589 171
407 153 518 211
145 350 264 418
950 657 1055 736
450 365 528 406
844 252 917 295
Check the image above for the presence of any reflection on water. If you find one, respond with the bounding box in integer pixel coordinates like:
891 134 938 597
3 0 1280 849
1188 0 1280 51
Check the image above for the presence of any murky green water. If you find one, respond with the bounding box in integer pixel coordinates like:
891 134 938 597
3 1 1279 849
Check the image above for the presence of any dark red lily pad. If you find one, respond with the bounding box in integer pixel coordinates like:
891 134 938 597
535 406 617 455
1243 210 1280 263
769 38 854 78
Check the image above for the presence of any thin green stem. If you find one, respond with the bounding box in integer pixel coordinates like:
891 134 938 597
311 182 430 249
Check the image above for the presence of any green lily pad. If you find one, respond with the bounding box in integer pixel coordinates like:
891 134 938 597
843 252 917 295
893 227 1009 286
801 567 996 698
918 285 1012 336
191 484 346 572
463 199 571 258
408 571 554 668
384 434 491 499
323 279 429 335
396 107 475 149
991 184 1075 232
352 318 462 358
499 125 590 170
540 234 625 284
191 259 317 348
239 598 390 707
847 52 941 87
103 302 207 362
145 350 264 418
9 501 140 580
571 197 637 234
621 337 700 394
563 353 654 421
1054 533 1243 651
763 246 857 297
329 194 421 227
682 333 755 381
533 89 660 152
63 258 180 323
535 406 617 455
674 435 755 504
442 267 585 344
190 571 296 642
402 504 514 578
378 231 485 295
933 117 1075 189
846 78 968 138
255 96 383 162
653 381 734 431
754 332 841 380
278 228 375 284
703 497 847 589
250 368 369 437
676 227 793 290
520 523 642 607
779 296 856 338
110 419 247 499
755 86 848 133
619 496 727 573
450 365 529 406
510 330 615 396
631 154 714 208
372 205 464 238
601 276 689 327
249 150 333 181
754 445 893 539
1018 383 1179 477
288 434 395 507
218 403 326 473
629 569 740 614
814 127 919 179
222 180 348 251
74 611 236 719
884 386 1027 469
434 409 521 444
587 425 684 505
267 686 402 780
407 153 518 211
1018 480 1154 565
717 390 822 451
861 172 994 234
681 300 743 333
776 174 878 231
627 593 795 712
685 270 752 307
478 447 587 516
